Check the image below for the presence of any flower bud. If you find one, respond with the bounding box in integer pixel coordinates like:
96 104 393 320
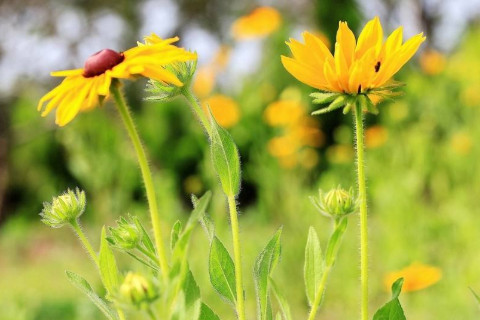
40 188 86 228
146 60 197 101
108 216 142 250
119 272 159 308
310 186 358 219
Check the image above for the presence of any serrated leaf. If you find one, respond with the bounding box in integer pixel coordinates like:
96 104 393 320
171 220 183 250
65 270 118 320
208 109 241 196
99 227 119 296
304 227 324 306
200 303 221 320
373 277 406 320
270 278 292 320
254 228 282 320
309 92 339 104
209 236 236 304
325 218 348 266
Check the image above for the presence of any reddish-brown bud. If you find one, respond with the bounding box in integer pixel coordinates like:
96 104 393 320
83 49 124 78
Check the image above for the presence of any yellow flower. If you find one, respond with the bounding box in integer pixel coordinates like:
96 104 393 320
365 125 388 148
193 66 216 98
232 7 282 40
202 94 240 128
38 35 196 126
264 100 305 126
419 49 446 75
384 263 442 292
450 132 472 155
282 17 425 94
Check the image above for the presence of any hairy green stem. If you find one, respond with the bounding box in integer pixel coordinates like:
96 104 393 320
181 88 212 136
228 195 246 320
354 103 369 320
111 84 169 282
70 220 99 267
306 266 332 320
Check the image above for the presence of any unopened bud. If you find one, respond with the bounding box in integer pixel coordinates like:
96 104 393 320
40 188 86 228
108 216 142 250
310 186 358 219
119 272 158 308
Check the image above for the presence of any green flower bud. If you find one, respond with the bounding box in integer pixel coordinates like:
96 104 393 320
40 188 86 228
310 186 358 219
145 60 197 101
108 216 142 250
119 272 159 308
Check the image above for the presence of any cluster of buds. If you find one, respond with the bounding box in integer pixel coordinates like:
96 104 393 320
40 188 86 228
118 272 159 309
310 186 358 220
107 216 143 250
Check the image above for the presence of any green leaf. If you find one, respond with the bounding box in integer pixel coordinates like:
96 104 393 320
208 108 241 197
171 220 183 250
65 270 118 320
270 278 292 320
187 191 212 231
132 215 156 257
184 268 201 307
325 218 348 266
469 287 480 306
192 193 216 242
304 227 324 306
200 303 221 320
209 236 237 304
358 94 378 115
309 92 339 104
254 228 282 320
311 95 346 115
373 278 406 320
99 227 119 296
124 251 159 271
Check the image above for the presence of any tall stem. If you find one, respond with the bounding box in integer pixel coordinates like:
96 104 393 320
227 195 246 320
307 266 332 320
70 219 99 267
354 103 368 320
111 84 169 282
181 88 212 136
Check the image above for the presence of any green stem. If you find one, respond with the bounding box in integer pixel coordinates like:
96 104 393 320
111 84 169 282
306 266 332 320
70 220 99 267
227 195 246 320
354 103 368 320
147 307 156 320
181 88 212 136
137 245 159 264
116 306 126 320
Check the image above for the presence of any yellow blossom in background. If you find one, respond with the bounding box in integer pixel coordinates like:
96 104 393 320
291 117 325 147
365 125 388 148
420 49 446 75
202 94 240 128
384 263 442 292
450 132 472 155
267 135 299 158
232 6 282 40
264 100 305 126
298 148 320 169
213 45 231 70
193 66 216 98
461 84 480 107
282 17 425 94
326 144 354 164
38 34 196 126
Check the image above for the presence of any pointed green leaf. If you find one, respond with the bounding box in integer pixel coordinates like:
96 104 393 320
208 108 241 196
470 287 480 306
184 268 201 307
254 228 282 320
391 278 404 299
373 277 406 320
270 278 292 320
132 215 156 256
200 303 221 320
304 227 324 306
65 270 118 320
187 191 212 230
325 218 348 266
358 94 378 115
309 92 339 104
311 95 346 115
171 220 183 250
209 236 236 304
99 226 119 296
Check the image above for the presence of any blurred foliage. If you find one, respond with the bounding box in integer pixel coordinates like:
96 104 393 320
1 0 480 319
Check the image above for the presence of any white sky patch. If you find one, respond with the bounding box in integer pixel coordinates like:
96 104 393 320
139 0 179 38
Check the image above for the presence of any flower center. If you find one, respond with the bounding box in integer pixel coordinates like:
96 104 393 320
83 49 124 78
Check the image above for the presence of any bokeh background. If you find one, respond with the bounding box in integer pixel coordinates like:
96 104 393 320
1 0 480 319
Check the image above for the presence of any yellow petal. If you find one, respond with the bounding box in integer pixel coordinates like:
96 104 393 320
303 32 334 67
323 61 341 92
50 69 84 77
356 16 383 59
281 56 327 90
336 21 356 67
287 39 323 70
334 42 350 91
141 66 183 86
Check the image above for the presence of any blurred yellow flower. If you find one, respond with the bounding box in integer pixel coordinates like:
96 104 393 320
264 100 305 126
365 125 388 148
193 66 216 98
461 84 480 107
420 49 446 75
213 45 231 70
267 135 298 158
384 263 442 292
326 145 354 164
291 118 325 147
232 7 282 40
38 35 196 126
202 94 240 128
298 148 320 169
282 17 425 94
450 132 472 155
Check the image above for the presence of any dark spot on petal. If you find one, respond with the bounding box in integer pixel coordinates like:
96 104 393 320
374 61 381 73
83 49 124 78
358 85 362 94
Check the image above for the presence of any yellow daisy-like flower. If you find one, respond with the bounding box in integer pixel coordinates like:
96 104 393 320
384 263 442 292
282 16 425 95
232 6 282 40
38 35 196 126
202 94 240 128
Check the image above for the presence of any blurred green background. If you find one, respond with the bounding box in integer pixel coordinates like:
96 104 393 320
1 0 480 319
